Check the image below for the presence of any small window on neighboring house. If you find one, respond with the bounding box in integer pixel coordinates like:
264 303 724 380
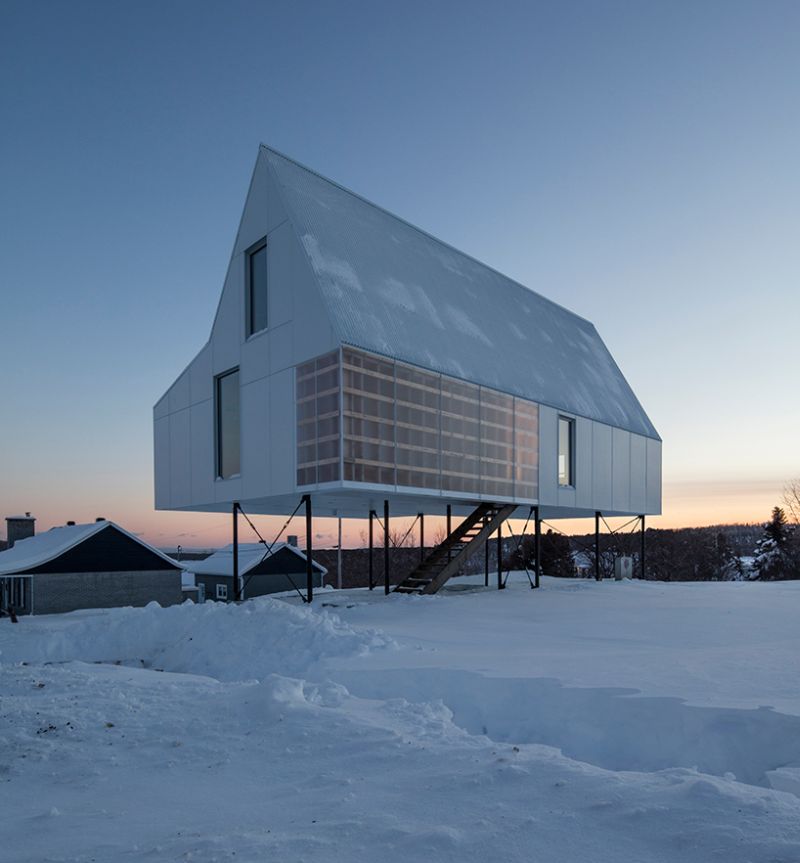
558 416 574 487
246 238 268 336
216 583 228 601
216 368 240 479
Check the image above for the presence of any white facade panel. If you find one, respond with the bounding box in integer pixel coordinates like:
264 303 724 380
269 323 293 374
189 343 213 405
591 423 613 512
154 416 171 509
612 427 631 512
241 376 270 500
575 416 593 510
241 330 271 385
268 221 293 330
168 370 190 413
168 408 192 508
214 474 242 504
646 438 662 514
212 258 244 376
154 394 170 421
537 405 558 506
630 433 647 514
189 400 214 505
269 368 295 496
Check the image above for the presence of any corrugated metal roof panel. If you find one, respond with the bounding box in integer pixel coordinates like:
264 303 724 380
264 146 659 440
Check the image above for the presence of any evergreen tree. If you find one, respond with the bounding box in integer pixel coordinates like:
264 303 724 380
753 507 794 580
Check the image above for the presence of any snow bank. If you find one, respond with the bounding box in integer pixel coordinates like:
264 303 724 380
336 668 800 788
0 597 394 681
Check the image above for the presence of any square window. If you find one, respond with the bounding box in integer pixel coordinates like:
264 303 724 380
246 238 268 336
216 583 228 601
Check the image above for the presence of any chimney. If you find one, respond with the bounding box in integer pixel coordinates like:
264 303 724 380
287 535 298 547
95 517 105 522
5 513 35 549
66 520 76 527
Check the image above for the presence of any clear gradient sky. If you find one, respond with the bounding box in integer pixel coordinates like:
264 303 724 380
1 0 798 549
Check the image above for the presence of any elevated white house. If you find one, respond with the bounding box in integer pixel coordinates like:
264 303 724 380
154 146 660 595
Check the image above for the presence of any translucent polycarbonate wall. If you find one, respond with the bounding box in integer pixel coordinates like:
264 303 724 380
296 347 539 500
296 351 340 486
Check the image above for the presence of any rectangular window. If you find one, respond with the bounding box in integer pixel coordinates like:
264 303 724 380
216 368 240 479
246 238 268 336
558 416 574 487
216 583 228 601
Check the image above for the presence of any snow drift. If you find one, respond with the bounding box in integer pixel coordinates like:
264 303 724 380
0 597 395 681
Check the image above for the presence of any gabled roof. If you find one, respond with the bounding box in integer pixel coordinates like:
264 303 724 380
0 521 180 576
262 145 659 440
188 542 327 578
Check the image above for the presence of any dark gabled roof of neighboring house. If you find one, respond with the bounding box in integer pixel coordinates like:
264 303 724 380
0 521 182 576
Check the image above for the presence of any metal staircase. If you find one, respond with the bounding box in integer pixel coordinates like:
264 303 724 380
394 502 517 595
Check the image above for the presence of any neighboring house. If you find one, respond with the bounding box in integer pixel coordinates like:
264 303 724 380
154 145 661 594
0 521 183 616
572 551 593 577
189 543 326 601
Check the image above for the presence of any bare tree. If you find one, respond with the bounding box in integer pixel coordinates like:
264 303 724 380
783 479 800 525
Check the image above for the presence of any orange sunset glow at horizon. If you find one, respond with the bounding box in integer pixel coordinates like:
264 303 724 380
4 475 794 552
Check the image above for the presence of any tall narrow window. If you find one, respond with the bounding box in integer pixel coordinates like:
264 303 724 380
558 416 574 487
246 238 268 336
216 369 240 479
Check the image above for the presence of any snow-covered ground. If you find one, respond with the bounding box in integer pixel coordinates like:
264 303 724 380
2 576 800 862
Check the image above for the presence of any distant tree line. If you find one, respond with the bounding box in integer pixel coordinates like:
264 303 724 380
502 479 800 582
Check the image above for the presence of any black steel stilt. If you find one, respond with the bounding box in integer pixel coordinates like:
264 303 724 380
534 505 541 589
446 504 452 562
484 539 489 587
384 499 390 595
594 511 601 582
497 526 503 590
304 495 314 603
640 514 646 579
368 510 375 591
232 501 240 602
419 513 425 564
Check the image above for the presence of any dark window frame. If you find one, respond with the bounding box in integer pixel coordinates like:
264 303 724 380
215 367 241 480
245 236 268 337
558 415 575 488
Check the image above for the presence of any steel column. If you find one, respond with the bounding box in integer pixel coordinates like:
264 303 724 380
304 495 314 603
384 499 390 595
640 514 646 579
594 511 601 581
446 504 452 562
497 526 504 590
484 539 490 587
337 516 343 590
232 501 240 602
534 505 541 589
368 510 375 591
419 513 425 564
